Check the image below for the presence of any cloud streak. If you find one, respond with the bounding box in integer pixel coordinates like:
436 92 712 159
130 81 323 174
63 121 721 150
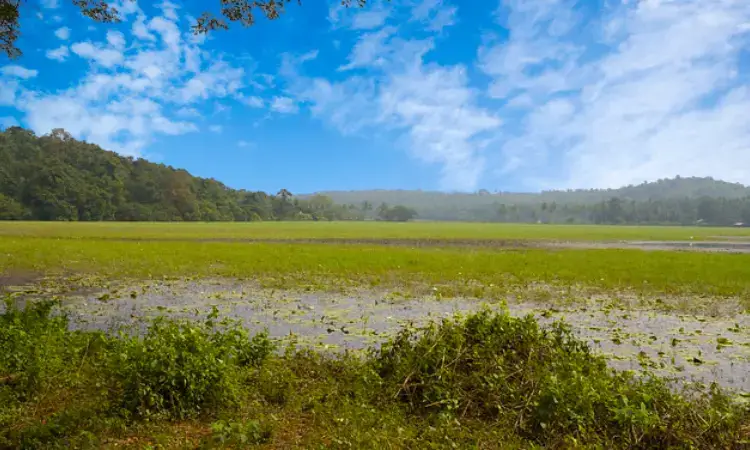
480 0 750 189
2 1 252 157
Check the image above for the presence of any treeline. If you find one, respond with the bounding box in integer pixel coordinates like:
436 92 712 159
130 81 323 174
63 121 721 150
321 178 750 226
494 197 750 226
0 127 366 222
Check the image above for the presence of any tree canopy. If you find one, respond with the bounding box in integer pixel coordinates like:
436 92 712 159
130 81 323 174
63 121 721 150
0 127 366 221
1 0 369 58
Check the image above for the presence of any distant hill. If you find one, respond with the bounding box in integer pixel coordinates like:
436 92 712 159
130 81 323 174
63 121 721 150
0 127 357 221
317 177 750 207
313 177 750 224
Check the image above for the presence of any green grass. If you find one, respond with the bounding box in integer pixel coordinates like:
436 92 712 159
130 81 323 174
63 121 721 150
2 221 750 241
1 301 747 449
2 236 750 301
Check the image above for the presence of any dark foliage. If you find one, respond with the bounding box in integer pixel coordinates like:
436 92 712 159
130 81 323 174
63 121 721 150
0 127 358 221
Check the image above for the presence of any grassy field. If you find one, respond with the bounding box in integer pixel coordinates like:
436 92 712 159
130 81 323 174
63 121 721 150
3 220 750 241
1 237 750 302
2 221 750 448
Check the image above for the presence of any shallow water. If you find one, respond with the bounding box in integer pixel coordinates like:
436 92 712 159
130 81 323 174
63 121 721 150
49 279 750 393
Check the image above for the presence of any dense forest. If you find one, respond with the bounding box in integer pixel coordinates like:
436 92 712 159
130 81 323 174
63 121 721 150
0 127 374 222
319 180 750 226
2 126 750 226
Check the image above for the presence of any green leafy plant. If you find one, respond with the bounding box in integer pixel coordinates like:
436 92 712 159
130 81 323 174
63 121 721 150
373 309 747 448
108 311 273 419
202 419 272 448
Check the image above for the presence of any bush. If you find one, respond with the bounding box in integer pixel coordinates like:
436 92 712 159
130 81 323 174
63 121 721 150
0 298 99 402
373 309 747 448
108 311 274 419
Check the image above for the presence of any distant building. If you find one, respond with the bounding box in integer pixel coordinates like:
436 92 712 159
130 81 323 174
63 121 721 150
734 222 747 227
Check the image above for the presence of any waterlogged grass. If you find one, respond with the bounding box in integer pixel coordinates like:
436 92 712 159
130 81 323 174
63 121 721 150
3 237 750 300
1 301 748 449
3 222 750 446
2 221 750 241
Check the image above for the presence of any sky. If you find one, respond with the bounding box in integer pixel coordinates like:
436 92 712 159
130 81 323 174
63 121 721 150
0 0 749 194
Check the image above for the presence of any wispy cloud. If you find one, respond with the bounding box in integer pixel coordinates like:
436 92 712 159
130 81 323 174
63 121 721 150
351 7 391 30
291 1 495 190
71 41 124 67
54 26 70 40
379 63 500 190
45 46 69 61
338 26 397 71
2 2 252 156
270 96 299 114
1 65 38 79
410 0 457 32
480 0 750 189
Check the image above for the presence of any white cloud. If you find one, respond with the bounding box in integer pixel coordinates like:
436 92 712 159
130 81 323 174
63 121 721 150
378 63 501 189
54 26 70 40
329 3 391 31
208 124 223 133
176 62 244 103
297 76 377 134
339 26 396 71
132 15 156 41
290 35 498 189
107 31 126 49
71 42 124 67
1 65 38 79
479 0 750 189
237 140 254 148
270 96 299 114
351 8 391 30
45 46 69 61
4 6 252 157
158 0 180 21
41 0 59 9
240 95 264 108
411 0 457 32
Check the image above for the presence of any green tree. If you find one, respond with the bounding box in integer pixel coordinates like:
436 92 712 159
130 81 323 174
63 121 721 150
0 192 25 219
378 204 417 222
0 127 362 222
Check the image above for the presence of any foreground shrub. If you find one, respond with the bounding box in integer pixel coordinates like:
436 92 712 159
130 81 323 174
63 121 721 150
0 298 100 402
108 311 274 419
373 309 747 448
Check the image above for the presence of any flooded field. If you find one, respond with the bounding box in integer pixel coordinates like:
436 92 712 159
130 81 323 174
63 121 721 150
4 222 750 448
14 279 743 393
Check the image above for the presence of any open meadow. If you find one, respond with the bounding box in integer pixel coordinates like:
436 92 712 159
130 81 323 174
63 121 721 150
2 221 750 448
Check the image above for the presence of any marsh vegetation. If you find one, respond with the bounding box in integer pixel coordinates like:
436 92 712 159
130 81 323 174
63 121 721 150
2 222 750 448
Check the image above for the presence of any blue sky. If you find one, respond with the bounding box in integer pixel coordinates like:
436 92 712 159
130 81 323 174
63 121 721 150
1 0 749 193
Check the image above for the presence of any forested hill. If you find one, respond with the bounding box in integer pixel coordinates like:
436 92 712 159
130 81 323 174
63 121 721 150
318 177 750 207
0 127 360 221
316 178 750 225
